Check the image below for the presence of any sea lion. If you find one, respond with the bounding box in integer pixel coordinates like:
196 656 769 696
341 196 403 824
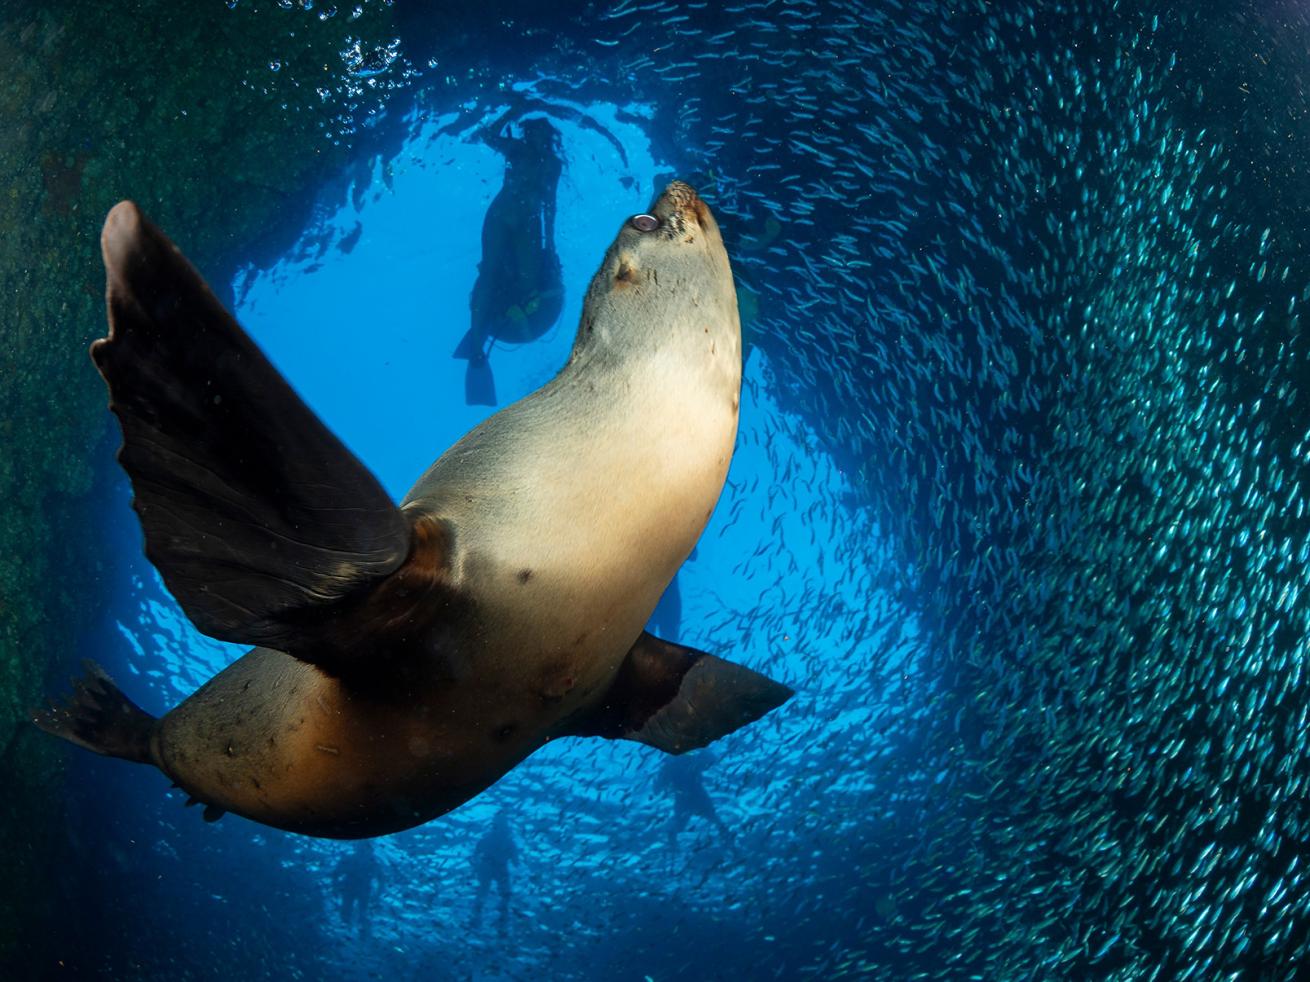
35 182 792 839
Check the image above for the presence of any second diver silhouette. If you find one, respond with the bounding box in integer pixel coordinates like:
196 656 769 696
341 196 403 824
658 751 735 851
332 841 382 939
470 810 518 935
455 114 566 406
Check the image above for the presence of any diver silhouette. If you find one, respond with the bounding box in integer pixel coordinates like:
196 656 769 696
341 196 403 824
470 810 518 934
332 841 381 938
647 546 697 642
658 751 734 849
454 113 565 406
647 575 683 644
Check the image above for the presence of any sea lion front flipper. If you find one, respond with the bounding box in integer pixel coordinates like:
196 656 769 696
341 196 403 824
94 201 423 655
565 632 793 754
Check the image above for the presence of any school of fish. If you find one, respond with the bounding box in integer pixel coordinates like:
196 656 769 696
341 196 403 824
581 0 1310 978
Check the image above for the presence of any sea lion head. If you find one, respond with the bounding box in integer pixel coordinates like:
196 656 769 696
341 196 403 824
574 181 739 360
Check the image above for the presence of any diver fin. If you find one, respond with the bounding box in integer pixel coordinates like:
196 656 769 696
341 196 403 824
93 201 423 656
453 324 482 360
464 354 497 406
32 661 157 764
566 632 793 754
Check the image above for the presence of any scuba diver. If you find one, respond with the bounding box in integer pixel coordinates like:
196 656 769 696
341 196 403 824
470 810 518 934
332 840 381 938
657 751 735 850
454 112 566 406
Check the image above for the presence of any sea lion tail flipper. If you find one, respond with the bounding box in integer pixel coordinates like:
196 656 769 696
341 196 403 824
566 632 793 754
94 202 419 653
32 661 156 764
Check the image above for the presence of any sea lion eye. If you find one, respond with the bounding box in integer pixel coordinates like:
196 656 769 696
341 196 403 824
630 214 659 232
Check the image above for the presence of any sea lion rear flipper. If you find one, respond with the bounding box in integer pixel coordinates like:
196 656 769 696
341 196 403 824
94 201 425 655
32 661 156 764
565 632 793 754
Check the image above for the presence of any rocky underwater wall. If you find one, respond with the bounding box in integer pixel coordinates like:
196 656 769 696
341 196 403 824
0 0 410 965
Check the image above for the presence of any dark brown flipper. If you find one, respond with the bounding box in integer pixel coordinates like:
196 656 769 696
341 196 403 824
565 632 793 754
32 661 156 764
94 201 431 660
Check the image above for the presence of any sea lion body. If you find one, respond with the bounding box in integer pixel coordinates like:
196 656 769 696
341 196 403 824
37 183 786 839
